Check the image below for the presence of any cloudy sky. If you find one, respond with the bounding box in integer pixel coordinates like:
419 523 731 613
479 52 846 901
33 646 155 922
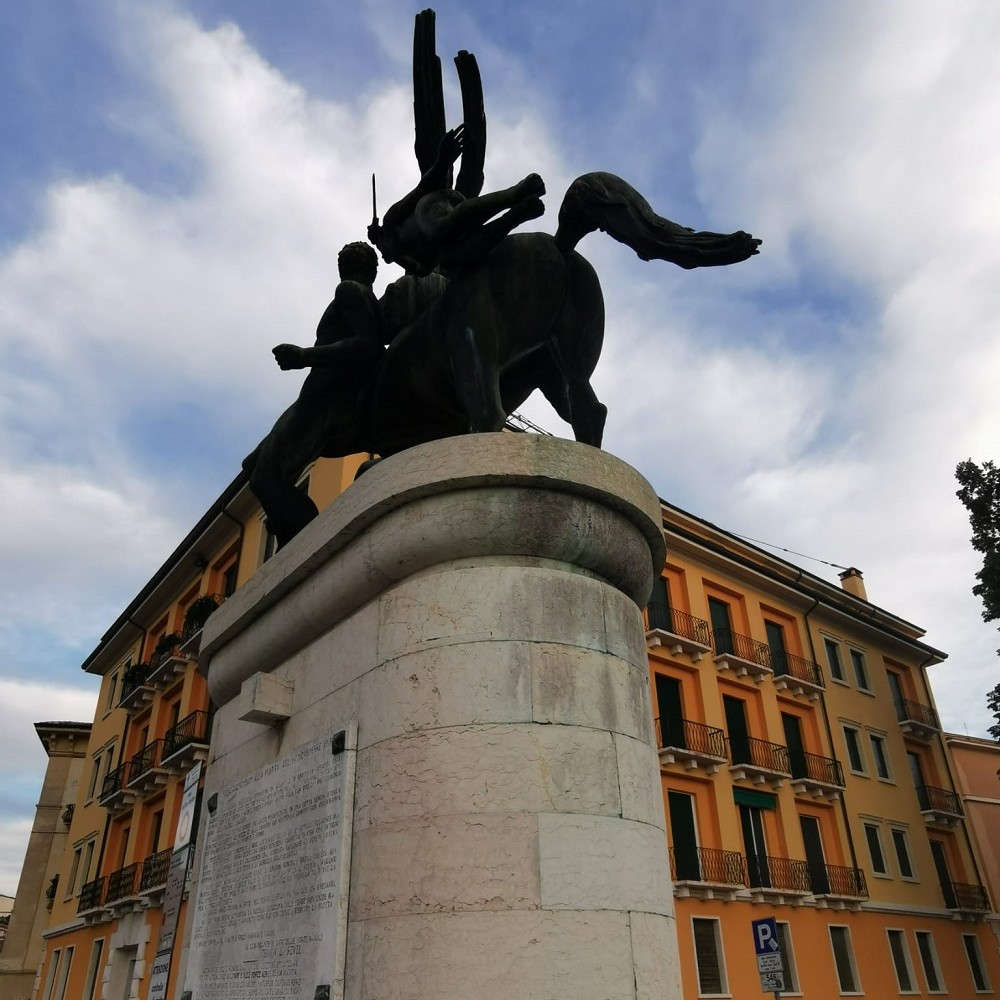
2 0 999 894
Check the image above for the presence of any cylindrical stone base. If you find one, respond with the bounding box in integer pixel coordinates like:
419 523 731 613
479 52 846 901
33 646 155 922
197 434 681 1000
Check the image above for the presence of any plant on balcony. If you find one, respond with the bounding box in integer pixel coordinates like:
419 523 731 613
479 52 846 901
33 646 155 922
183 595 220 637
153 631 183 660
122 662 149 689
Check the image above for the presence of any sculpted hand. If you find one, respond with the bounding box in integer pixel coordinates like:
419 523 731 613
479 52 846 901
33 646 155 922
273 344 307 370
438 124 465 166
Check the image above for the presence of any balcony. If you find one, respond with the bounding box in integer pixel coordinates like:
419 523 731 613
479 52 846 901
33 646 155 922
790 750 845 800
943 880 990 915
669 846 746 900
147 642 193 692
917 784 963 827
117 663 154 714
98 760 136 812
138 848 172 897
712 628 772 682
656 717 727 774
895 698 939 741
161 710 211 772
808 863 868 908
772 651 824 700
103 862 143 914
745 854 812 903
727 736 791 789
645 602 712 661
127 739 168 797
77 876 107 916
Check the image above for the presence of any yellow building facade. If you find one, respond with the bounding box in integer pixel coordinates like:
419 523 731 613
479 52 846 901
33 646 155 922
651 503 998 997
24 447 999 1000
28 457 363 1000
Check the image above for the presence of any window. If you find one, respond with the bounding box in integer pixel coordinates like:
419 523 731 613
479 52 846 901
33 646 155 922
42 950 61 1000
82 939 104 1000
106 672 119 711
66 848 82 898
886 929 917 994
708 597 734 655
825 638 845 682
87 754 102 799
692 917 728 996
843 726 866 773
963 934 992 993
222 561 238 597
869 734 892 779
776 922 799 993
890 828 915 880
52 946 73 1000
79 839 95 892
915 931 945 993
829 925 861 993
764 620 788 673
849 649 870 690
261 518 278 564
863 822 888 875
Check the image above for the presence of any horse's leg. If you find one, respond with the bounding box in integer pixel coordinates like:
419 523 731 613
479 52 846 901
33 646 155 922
550 252 608 448
448 308 507 433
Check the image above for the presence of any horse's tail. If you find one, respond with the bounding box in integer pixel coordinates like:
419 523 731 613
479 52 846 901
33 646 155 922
554 171 760 270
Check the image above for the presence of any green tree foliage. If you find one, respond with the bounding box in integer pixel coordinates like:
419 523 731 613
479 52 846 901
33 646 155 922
956 460 1000 740
988 683 1000 740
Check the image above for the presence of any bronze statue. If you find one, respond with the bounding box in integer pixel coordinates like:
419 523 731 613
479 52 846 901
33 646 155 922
247 9 760 548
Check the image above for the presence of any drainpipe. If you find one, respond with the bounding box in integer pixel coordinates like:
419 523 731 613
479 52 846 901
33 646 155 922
800 572 862 874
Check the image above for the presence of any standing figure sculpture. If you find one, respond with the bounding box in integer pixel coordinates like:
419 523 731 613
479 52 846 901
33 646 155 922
242 242 384 547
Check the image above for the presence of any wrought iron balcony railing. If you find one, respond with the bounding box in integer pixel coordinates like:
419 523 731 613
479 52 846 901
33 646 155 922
789 749 844 788
728 735 791 775
139 848 172 893
118 663 151 705
771 650 824 688
916 784 963 816
895 697 939 730
104 862 140 904
712 628 772 668
646 602 712 647
77 876 107 913
807 862 868 898
128 740 163 785
744 854 812 893
657 717 727 759
669 846 746 886
944 881 990 911
163 710 210 760
99 760 130 802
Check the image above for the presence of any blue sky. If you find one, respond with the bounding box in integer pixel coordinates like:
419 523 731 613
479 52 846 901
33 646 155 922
2 0 1000 893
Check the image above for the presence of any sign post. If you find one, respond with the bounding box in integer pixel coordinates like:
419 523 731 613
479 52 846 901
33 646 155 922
751 916 784 998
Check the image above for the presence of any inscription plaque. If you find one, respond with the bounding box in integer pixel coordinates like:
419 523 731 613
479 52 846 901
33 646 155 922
185 730 353 1000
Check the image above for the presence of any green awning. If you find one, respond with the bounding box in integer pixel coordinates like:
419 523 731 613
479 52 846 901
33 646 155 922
733 787 777 809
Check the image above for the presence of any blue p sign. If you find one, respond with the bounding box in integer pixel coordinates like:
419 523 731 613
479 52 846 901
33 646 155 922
752 917 780 956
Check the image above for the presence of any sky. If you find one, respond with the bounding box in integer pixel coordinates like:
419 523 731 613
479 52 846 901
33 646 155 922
1 0 999 895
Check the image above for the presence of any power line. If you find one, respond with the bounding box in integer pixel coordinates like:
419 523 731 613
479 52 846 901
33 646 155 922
730 532 850 572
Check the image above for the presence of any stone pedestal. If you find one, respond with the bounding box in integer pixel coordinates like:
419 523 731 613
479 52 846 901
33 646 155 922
196 433 680 1000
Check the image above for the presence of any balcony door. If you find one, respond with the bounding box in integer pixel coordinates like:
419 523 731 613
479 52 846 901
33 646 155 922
724 695 751 765
765 620 788 674
907 751 928 807
799 816 830 894
887 671 906 714
668 791 701 881
655 674 686 750
708 598 733 655
648 577 671 631
929 840 957 908
781 713 807 779
739 804 770 888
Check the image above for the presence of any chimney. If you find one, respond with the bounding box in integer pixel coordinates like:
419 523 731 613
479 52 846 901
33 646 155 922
838 567 867 602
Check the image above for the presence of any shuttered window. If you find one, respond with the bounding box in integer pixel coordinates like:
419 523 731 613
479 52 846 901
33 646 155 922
886 929 915 993
915 931 944 992
692 918 727 996
963 934 991 992
829 926 860 993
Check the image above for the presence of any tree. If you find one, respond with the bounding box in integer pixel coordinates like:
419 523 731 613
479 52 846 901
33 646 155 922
956 460 1000 740
989 683 1000 741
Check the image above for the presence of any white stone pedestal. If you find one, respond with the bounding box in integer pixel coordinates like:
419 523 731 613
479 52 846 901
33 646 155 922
196 433 681 1000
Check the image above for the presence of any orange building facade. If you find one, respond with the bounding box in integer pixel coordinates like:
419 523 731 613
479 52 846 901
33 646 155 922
22 447 1000 1000
650 503 998 997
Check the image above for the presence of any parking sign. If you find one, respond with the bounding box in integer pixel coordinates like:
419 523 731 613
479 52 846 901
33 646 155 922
751 918 784 995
